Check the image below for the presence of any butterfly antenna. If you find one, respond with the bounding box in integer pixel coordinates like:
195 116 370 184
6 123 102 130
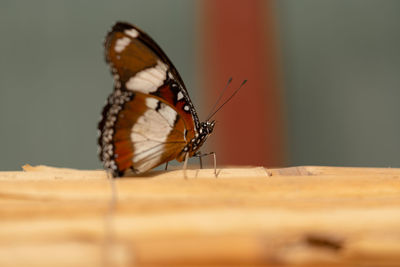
206 77 233 120
207 80 247 120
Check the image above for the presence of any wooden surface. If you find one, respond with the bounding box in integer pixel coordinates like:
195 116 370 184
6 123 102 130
1 165 400 266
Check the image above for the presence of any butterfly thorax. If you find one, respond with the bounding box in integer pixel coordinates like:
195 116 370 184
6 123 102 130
178 121 215 161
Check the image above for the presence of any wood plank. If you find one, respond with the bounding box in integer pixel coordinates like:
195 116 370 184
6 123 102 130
0 165 399 266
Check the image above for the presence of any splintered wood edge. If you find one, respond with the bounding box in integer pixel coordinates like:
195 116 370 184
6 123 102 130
269 165 400 176
1 165 398 181
0 165 270 180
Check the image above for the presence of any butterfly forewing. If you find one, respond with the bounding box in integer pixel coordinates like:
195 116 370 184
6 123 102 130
105 22 199 131
105 23 184 86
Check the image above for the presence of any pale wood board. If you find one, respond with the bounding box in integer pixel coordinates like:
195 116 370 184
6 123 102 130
0 165 399 266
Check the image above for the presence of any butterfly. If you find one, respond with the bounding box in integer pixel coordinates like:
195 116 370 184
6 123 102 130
98 22 216 177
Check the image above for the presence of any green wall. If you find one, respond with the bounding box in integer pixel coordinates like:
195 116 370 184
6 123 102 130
1 0 399 170
0 0 196 170
276 0 400 167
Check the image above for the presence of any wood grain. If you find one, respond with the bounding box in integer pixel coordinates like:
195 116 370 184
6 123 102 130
0 165 399 266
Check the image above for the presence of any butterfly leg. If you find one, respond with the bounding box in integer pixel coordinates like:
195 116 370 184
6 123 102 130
193 152 203 169
199 154 203 169
194 152 217 177
165 161 169 171
182 152 189 179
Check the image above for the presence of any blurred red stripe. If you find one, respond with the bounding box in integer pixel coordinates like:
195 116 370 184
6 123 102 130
202 0 286 167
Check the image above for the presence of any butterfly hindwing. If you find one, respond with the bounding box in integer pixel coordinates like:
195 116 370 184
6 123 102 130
99 91 187 176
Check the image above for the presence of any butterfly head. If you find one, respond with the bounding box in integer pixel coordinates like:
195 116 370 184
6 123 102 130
200 120 215 136
181 120 215 158
194 120 215 149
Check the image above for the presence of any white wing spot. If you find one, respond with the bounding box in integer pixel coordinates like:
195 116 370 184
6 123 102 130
184 105 190 111
177 91 184 101
131 111 172 171
158 103 177 127
129 97 180 173
114 37 130 53
125 61 168 93
145 98 158 109
125 28 139 38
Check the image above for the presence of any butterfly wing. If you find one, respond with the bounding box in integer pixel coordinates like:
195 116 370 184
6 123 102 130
99 22 208 176
104 22 200 137
99 91 188 176
105 22 185 91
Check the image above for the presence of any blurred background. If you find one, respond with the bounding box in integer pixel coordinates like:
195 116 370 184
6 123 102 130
0 0 399 171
